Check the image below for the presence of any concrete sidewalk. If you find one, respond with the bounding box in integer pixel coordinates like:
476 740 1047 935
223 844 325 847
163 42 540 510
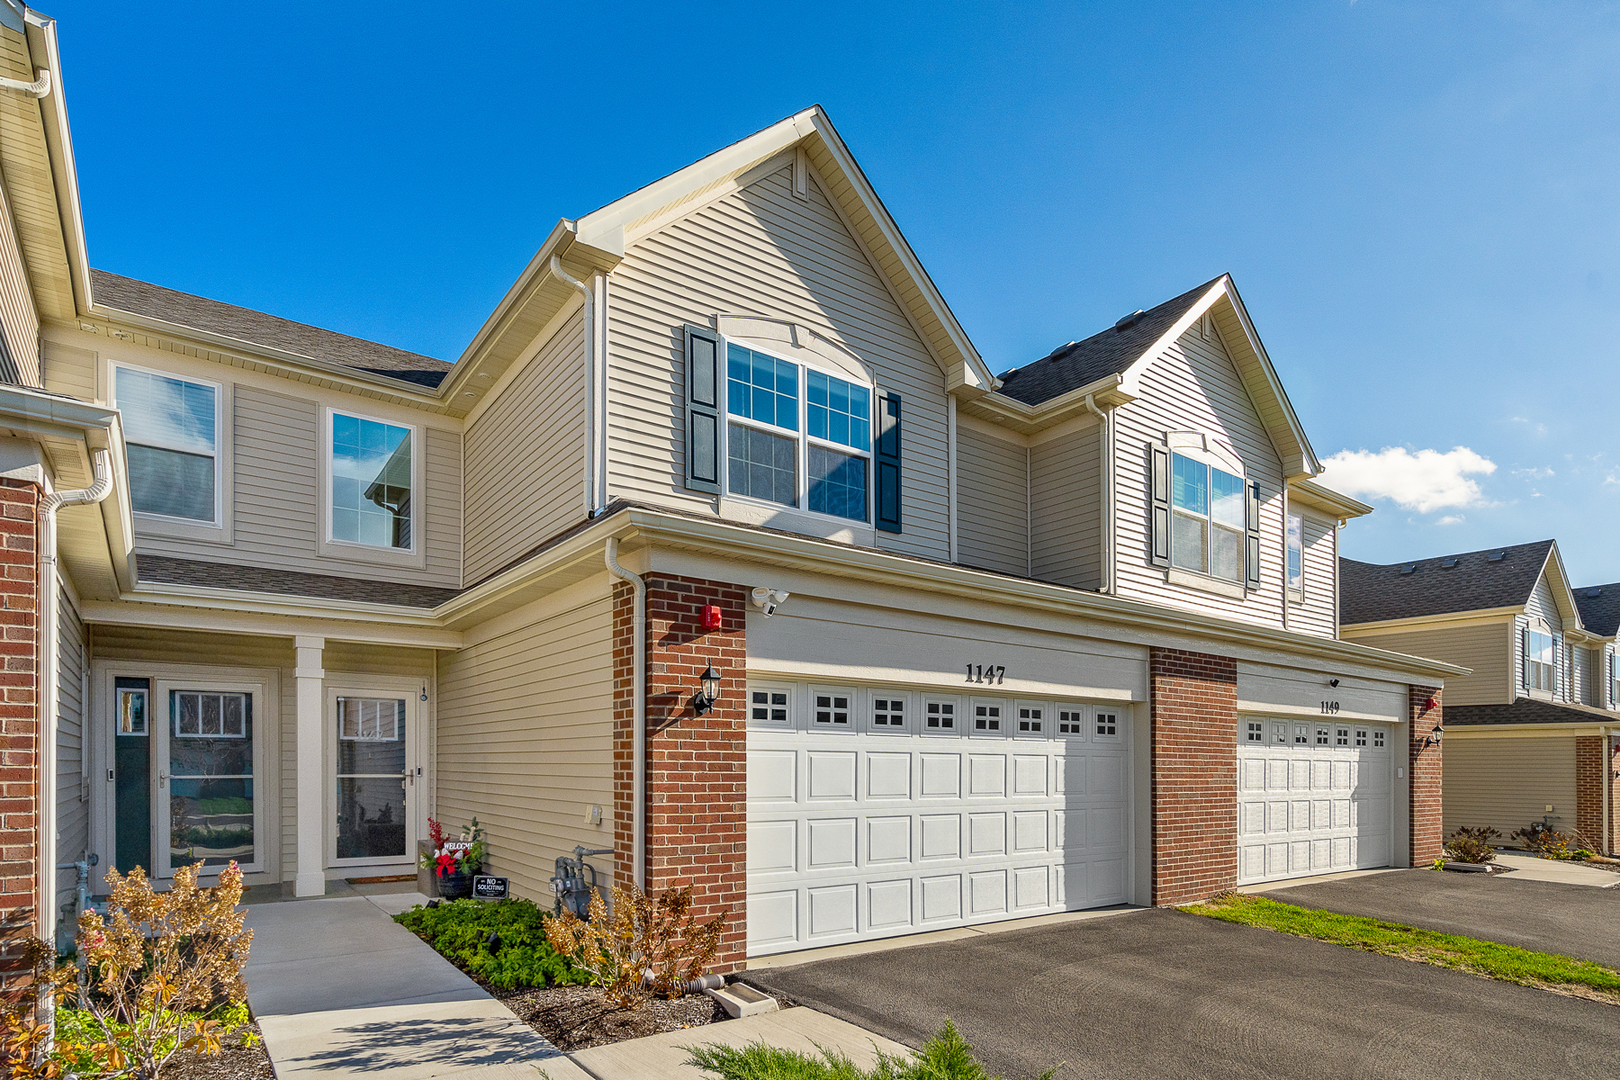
1492 852 1620 886
244 889 591 1080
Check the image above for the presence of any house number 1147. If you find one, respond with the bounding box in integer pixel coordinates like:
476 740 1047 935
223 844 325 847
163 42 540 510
966 664 1006 685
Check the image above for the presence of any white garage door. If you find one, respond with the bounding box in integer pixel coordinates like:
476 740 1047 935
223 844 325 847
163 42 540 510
746 682 1132 957
1237 719 1394 885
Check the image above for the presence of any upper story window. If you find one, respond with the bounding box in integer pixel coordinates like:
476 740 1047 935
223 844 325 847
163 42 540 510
1171 452 1245 582
328 411 414 550
1285 513 1303 595
724 343 871 523
112 364 219 524
1610 651 1618 709
1523 626 1555 693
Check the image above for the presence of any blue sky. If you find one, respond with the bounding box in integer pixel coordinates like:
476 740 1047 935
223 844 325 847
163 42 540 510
47 2 1620 581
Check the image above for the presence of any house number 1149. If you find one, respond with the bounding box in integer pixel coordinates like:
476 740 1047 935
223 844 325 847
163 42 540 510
966 664 1006 685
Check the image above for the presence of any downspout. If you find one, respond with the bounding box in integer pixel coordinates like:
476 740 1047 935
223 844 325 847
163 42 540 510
1082 394 1113 592
603 537 646 888
39 449 112 948
551 256 599 515
0 68 50 98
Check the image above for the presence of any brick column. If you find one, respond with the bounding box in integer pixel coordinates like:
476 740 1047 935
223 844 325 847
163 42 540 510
1149 647 1237 906
1408 686 1443 864
0 480 39 993
1575 735 1604 851
614 573 747 972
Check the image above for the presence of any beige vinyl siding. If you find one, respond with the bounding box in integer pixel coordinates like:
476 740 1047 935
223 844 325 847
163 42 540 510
435 584 617 900
1444 736 1577 839
140 384 462 588
1290 513 1337 639
1113 326 1286 627
956 426 1028 577
1028 421 1102 590
54 581 87 906
90 627 297 878
1572 646 1593 706
1513 571 1565 698
607 162 952 560
1345 622 1510 707
0 177 39 386
463 307 586 584
41 338 96 401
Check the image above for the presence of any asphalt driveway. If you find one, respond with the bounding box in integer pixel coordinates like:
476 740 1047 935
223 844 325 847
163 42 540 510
745 908 1618 1080
1267 868 1620 969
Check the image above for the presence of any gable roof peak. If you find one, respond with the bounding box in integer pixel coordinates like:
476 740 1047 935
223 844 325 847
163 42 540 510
1339 538 1573 626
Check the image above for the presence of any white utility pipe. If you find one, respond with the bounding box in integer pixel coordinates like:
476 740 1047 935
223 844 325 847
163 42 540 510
603 537 646 888
1082 394 1113 592
38 449 112 947
551 256 603 515
0 68 50 98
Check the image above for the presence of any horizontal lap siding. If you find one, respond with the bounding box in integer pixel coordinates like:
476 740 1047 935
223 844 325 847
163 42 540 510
956 427 1028 577
1291 513 1337 638
463 309 586 583
140 385 462 588
1114 328 1285 627
42 339 95 401
608 164 951 560
1346 623 1509 707
0 179 39 385
1444 736 1576 840
55 583 87 902
1029 424 1102 590
435 590 617 900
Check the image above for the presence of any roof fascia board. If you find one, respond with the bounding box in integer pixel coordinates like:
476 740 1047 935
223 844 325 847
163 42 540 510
25 12 91 318
965 374 1133 433
1447 722 1616 737
1118 279 1228 397
1340 607 1523 634
81 598 461 649
1287 478 1373 520
1538 543 1583 629
123 580 455 631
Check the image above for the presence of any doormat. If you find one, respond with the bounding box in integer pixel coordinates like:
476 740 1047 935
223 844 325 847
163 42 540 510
346 874 417 885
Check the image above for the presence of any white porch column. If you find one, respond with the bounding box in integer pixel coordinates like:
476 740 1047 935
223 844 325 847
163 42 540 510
294 635 326 897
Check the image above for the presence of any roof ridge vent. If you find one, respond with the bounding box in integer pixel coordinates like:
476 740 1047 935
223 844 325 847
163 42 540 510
1114 310 1145 331
1487 551 1506 561
1399 563 1417 575
1441 558 1459 569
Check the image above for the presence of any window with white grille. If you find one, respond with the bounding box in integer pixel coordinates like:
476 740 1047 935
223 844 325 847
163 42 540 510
1058 708 1085 735
1246 721 1263 743
1335 727 1349 747
1373 730 1385 748
813 691 852 726
924 700 956 731
1017 704 1043 734
1316 727 1330 746
1355 729 1368 747
873 697 906 728
749 688 790 726
973 703 1002 732
1095 711 1119 738
173 692 248 738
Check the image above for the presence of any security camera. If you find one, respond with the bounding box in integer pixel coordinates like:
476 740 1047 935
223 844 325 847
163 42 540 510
1328 678 1340 688
751 587 790 617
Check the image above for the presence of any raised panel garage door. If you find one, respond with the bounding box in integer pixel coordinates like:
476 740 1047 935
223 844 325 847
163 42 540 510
746 683 1132 957
1237 719 1394 885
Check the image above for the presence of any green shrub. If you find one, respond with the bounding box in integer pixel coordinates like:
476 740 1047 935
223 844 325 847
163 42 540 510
686 1019 1057 1080
50 1001 256 1075
394 897 593 991
1444 826 1498 864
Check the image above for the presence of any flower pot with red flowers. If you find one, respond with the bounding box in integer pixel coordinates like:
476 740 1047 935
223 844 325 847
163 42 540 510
420 817 487 900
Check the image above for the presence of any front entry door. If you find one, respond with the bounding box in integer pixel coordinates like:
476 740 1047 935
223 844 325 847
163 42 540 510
153 679 265 878
328 689 420 868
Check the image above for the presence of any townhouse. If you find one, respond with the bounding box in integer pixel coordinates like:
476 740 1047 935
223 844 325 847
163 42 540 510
1341 540 1619 855
0 6 1461 978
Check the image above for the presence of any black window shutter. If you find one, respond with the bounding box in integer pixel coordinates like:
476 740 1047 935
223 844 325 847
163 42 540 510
1245 479 1262 587
1149 444 1170 567
684 326 722 494
875 392 902 533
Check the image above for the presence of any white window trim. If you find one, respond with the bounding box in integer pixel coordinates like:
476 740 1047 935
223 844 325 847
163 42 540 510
1093 706 1124 743
110 360 232 541
1285 512 1304 603
747 682 796 729
808 684 858 732
869 689 911 734
920 695 960 736
719 338 877 535
1056 703 1090 740
1523 620 1556 698
318 406 427 570
1012 699 1048 738
1165 436 1249 589
968 697 1007 737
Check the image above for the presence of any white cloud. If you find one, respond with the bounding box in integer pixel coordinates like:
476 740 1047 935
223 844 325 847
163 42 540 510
1510 416 1547 436
1319 446 1497 513
1512 467 1555 481
1435 515 1465 526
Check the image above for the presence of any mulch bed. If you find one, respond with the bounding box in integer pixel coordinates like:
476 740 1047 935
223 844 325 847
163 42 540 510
159 1023 275 1080
499 984 729 1051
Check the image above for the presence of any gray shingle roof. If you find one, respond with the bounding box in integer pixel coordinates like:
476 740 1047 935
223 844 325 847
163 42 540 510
91 270 455 389
1339 539 1555 625
995 277 1222 406
1573 582 1620 638
136 554 461 609
1445 698 1619 727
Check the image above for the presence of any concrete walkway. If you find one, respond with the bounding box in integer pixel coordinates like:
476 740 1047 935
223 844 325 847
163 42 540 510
244 889 591 1080
1493 852 1620 886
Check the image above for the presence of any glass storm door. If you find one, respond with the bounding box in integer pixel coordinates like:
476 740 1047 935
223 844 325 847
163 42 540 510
332 695 413 863
156 683 260 877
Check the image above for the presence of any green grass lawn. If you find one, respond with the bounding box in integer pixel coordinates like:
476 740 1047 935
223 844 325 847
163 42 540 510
1185 893 1620 1002
684 1020 1057 1080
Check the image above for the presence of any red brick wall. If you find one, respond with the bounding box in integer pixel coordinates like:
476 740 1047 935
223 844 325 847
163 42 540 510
614 573 748 972
0 480 38 992
1575 735 1604 852
1149 647 1237 906
1408 686 1443 864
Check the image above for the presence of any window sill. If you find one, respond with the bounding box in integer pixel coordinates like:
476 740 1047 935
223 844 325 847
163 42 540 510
1167 567 1246 599
1287 589 1304 605
134 512 232 545
719 496 876 547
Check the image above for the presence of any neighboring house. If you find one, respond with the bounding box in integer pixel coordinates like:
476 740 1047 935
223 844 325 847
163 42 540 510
0 7 1462 978
1341 540 1619 855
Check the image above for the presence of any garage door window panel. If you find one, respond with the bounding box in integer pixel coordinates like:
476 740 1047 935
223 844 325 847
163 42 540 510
1015 702 1046 736
922 698 958 735
1058 706 1088 738
1094 710 1121 741
871 693 909 732
748 685 794 729
970 700 1004 735
811 687 856 729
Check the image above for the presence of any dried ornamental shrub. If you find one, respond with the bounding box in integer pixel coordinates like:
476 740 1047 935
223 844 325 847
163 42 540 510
0 931 63 1079
1444 826 1499 864
1511 826 1573 860
544 883 726 1008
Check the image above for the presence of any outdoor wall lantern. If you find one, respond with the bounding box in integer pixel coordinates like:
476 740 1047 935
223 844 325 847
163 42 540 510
693 662 722 715
1424 725 1445 750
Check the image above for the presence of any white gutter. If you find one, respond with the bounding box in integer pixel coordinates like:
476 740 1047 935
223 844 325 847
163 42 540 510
38 449 112 947
1082 394 1113 592
0 67 49 97
550 256 607 515
603 537 645 888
